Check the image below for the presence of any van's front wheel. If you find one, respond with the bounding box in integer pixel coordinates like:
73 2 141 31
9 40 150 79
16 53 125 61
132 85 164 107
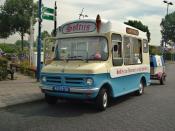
96 88 108 111
45 94 58 105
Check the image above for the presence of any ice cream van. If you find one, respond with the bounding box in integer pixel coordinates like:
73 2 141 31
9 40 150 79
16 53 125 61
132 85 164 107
40 15 150 111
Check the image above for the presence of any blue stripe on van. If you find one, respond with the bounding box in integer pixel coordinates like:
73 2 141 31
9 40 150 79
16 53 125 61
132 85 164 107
41 72 150 99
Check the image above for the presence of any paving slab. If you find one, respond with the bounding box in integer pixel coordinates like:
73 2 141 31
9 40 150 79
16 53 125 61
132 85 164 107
0 73 44 108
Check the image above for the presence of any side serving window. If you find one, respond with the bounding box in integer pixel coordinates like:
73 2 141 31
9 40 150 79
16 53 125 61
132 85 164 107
143 39 149 53
112 34 123 66
124 36 142 65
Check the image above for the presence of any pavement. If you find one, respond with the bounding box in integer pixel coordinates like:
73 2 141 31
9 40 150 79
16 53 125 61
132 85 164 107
0 72 44 108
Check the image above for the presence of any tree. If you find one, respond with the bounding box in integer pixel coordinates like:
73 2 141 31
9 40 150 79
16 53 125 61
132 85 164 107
160 11 175 46
15 40 30 48
0 43 17 53
0 7 11 38
41 31 51 41
1 0 37 51
124 20 151 42
149 45 162 55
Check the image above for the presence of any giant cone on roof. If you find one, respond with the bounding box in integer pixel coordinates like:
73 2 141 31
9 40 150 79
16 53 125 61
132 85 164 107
96 14 101 33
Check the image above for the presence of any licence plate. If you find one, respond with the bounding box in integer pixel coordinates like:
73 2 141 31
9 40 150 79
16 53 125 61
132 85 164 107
53 86 70 92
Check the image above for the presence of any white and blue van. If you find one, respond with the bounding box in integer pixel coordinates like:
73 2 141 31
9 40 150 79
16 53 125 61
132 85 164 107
40 15 150 111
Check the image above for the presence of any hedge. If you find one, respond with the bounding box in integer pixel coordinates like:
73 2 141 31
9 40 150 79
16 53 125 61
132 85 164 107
0 57 8 80
164 53 175 61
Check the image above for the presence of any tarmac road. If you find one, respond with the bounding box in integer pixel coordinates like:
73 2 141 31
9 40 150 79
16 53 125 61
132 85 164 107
0 63 175 131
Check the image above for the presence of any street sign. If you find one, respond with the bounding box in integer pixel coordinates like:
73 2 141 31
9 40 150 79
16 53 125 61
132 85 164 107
42 7 54 14
42 6 55 21
42 14 54 20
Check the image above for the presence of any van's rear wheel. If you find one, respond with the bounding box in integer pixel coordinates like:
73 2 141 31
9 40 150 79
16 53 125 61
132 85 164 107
96 88 108 111
136 81 144 96
45 94 58 105
160 75 166 85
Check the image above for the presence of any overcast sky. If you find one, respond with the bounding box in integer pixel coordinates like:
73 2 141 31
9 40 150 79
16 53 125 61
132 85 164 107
0 0 175 45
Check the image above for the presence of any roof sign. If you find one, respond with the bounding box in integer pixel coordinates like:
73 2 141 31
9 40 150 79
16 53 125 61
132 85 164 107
126 27 139 36
62 22 96 34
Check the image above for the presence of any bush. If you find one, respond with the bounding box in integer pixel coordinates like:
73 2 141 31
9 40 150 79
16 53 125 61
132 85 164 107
19 60 30 74
149 45 162 55
0 43 18 54
165 52 175 61
0 57 8 80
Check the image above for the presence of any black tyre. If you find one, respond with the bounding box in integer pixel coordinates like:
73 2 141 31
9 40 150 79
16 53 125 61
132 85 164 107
96 88 108 111
160 75 166 85
136 81 144 96
45 94 58 105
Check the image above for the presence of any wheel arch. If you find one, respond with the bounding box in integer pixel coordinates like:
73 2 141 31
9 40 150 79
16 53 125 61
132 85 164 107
99 82 114 97
140 76 147 87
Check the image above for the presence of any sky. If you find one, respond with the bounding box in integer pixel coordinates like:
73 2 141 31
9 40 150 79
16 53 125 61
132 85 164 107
0 0 175 45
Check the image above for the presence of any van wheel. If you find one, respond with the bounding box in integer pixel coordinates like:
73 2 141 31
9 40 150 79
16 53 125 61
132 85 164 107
96 88 108 111
45 94 58 105
160 75 166 85
136 81 144 96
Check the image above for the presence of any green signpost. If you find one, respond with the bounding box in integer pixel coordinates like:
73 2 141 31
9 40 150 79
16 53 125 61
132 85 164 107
42 14 54 20
37 2 57 81
42 6 55 21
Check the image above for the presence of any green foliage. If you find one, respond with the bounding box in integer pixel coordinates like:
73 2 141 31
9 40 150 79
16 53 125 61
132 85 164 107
124 20 151 42
164 52 175 61
0 57 8 64
0 57 8 80
15 40 29 48
41 31 51 41
160 11 175 45
0 43 17 53
19 60 30 74
0 0 38 50
149 45 162 55
0 11 12 38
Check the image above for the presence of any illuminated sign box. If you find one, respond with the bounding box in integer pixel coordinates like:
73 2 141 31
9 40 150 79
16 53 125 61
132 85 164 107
63 22 96 34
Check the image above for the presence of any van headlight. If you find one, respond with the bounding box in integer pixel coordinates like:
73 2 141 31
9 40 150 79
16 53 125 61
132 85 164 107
86 78 93 86
42 76 46 82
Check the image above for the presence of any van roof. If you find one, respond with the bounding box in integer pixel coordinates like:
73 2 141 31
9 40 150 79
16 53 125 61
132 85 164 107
57 18 147 39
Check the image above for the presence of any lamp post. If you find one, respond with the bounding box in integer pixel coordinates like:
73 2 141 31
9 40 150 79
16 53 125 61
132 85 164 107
163 0 173 15
162 0 173 62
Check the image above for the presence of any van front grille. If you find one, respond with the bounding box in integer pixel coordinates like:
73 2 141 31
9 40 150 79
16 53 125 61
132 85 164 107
46 76 61 83
44 75 85 86
65 77 84 85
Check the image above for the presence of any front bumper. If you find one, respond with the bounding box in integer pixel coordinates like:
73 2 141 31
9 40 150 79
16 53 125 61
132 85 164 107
40 85 99 94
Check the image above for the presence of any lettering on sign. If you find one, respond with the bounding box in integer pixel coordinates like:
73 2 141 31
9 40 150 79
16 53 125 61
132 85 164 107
63 22 96 34
116 67 148 75
110 65 150 78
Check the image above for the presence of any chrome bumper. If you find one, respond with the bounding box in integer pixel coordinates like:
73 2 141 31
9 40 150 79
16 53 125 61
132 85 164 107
40 85 99 94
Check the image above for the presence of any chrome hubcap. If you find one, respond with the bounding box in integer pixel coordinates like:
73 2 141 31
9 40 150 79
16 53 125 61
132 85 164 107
139 83 143 94
103 92 108 107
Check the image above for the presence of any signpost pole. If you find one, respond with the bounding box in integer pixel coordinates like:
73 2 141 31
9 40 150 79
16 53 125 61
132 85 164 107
54 1 57 37
37 0 42 81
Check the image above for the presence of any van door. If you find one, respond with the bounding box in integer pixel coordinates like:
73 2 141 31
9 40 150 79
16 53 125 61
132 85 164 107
123 36 143 92
110 34 124 96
